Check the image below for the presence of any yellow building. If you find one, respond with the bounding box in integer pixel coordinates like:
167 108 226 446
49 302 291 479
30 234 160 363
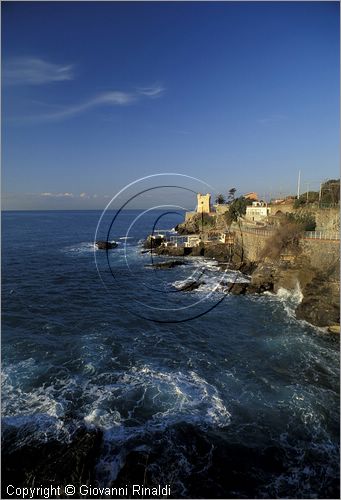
196 193 211 213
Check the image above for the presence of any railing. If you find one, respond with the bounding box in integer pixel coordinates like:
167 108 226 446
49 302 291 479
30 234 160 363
304 231 339 240
239 226 340 240
153 228 340 246
240 227 274 236
318 203 339 209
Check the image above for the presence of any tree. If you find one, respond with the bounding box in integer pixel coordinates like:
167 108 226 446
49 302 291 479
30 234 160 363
227 188 236 204
215 194 226 204
321 179 340 205
224 196 248 225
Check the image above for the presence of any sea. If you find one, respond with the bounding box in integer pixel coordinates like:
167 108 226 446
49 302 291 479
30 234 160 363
1 210 340 498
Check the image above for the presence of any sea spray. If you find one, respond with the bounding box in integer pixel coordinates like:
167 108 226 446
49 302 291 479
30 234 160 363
275 282 303 318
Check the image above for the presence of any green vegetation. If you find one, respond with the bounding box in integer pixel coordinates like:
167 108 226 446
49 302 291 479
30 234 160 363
224 196 251 225
198 213 216 228
227 187 237 203
176 213 216 234
215 194 226 204
286 212 316 231
293 192 319 208
320 179 340 205
293 179 340 208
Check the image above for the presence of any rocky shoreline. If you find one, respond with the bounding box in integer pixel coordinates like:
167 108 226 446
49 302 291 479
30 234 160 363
145 239 340 333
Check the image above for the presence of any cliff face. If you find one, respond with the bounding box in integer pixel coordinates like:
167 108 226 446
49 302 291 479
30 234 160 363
296 262 340 328
154 237 340 330
248 260 339 330
176 212 229 234
149 209 340 330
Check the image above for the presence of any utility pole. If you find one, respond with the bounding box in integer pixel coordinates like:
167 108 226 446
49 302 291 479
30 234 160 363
297 170 301 199
201 201 204 236
319 182 322 204
306 183 309 202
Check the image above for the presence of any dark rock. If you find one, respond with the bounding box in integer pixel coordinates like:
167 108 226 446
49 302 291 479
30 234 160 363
224 282 249 295
2 426 103 497
222 281 272 295
96 240 117 250
237 261 258 275
203 243 232 261
178 281 204 292
248 281 274 293
190 243 206 257
155 246 188 257
296 264 340 327
143 235 164 249
175 216 201 235
145 260 186 269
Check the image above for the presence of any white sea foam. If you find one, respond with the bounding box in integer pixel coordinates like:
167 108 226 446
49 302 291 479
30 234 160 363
263 282 303 318
2 361 70 445
82 365 230 434
172 266 249 295
61 242 96 254
82 365 231 484
62 241 121 255
2 357 230 452
2 362 66 420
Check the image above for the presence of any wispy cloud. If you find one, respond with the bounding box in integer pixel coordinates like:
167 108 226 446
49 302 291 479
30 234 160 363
3 192 114 210
257 114 288 125
31 91 136 121
3 57 74 85
40 192 74 197
40 192 105 199
137 84 165 97
12 84 165 123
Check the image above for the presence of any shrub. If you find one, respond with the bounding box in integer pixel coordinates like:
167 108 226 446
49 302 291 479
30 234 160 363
286 212 316 231
260 221 304 261
293 198 306 209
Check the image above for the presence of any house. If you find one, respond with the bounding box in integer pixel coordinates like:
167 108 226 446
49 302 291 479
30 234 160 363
245 201 270 221
244 192 259 202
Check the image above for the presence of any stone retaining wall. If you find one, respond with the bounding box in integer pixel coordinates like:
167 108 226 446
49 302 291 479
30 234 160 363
300 238 340 270
235 228 339 271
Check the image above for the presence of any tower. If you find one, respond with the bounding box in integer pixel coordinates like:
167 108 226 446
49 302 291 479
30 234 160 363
196 193 211 213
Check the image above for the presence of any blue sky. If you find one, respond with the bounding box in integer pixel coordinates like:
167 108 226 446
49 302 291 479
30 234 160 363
2 1 339 209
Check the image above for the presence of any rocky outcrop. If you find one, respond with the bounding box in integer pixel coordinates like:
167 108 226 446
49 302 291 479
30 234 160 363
296 262 340 327
145 260 186 269
155 246 191 257
96 240 117 249
143 235 164 249
222 282 249 295
2 426 102 496
175 215 204 234
143 223 340 330
177 281 204 292
222 279 273 295
155 242 234 261
241 259 340 329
